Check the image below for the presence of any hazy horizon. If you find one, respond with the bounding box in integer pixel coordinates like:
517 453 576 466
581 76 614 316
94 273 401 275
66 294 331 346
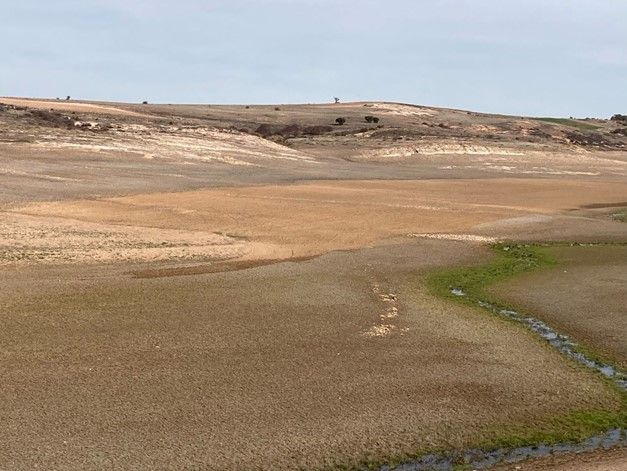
3 0 626 118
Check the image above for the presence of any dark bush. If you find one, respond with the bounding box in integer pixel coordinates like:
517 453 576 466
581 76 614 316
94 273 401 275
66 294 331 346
565 131 615 148
611 114 627 123
66 96 71 101
28 109 74 128
529 128 551 139
255 123 302 138
365 115 375 123
280 124 301 137
274 107 281 111
142 101 148 105
255 124 279 137
372 117 380 123
335 117 346 126
302 125 333 135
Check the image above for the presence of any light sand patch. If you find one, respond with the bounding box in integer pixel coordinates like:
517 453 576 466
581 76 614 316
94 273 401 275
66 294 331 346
0 97 149 117
357 143 525 161
362 324 395 337
370 103 436 116
363 277 402 337
0 212 249 265
30 126 317 166
475 215 555 230
11 178 627 265
409 233 500 243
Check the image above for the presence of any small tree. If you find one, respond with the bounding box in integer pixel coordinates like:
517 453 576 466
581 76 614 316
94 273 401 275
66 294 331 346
334 97 340 104
65 96 71 101
335 117 346 125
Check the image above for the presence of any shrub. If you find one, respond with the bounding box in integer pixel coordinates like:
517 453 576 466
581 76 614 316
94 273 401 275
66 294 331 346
255 124 302 138
611 114 627 123
142 101 148 105
66 96 71 101
373 117 379 123
255 124 278 137
274 107 281 111
280 124 301 137
302 125 333 135
335 117 346 126
365 115 375 123
28 109 75 129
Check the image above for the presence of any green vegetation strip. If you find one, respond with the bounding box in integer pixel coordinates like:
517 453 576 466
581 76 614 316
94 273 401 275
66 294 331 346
427 243 627 449
531 117 600 131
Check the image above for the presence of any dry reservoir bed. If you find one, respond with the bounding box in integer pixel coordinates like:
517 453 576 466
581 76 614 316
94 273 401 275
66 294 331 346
490 244 627 370
1 176 627 470
4 178 627 267
0 240 622 470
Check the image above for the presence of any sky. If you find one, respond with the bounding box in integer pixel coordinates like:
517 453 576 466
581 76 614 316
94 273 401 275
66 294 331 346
2 0 626 117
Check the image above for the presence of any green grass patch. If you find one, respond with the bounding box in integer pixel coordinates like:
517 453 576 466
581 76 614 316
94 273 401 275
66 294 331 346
478 405 627 451
427 243 555 304
532 117 601 131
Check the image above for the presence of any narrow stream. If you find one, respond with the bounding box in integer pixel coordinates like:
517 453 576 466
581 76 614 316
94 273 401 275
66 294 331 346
453 289 627 391
376 289 627 470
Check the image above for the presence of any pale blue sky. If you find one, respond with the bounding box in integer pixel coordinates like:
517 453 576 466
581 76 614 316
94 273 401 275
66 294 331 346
2 0 626 117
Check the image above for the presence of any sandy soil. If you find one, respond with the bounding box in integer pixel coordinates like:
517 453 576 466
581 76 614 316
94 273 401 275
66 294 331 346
2 97 626 205
0 241 620 470
0 212 249 265
0 97 149 117
4 178 626 267
1 98 627 470
490 245 627 369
